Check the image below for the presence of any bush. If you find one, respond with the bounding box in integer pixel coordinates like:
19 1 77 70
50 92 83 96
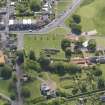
21 87 31 98
61 39 71 51
0 64 12 80
10 92 16 100
72 14 81 24
49 62 81 75
29 97 46 104
56 89 69 97
25 60 41 72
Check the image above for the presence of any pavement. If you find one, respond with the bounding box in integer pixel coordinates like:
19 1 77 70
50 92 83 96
15 64 23 105
17 33 24 50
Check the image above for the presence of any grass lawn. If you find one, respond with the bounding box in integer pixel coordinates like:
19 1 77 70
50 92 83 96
0 79 11 96
23 79 41 100
24 28 70 58
0 100 7 105
56 0 73 15
65 0 105 35
87 36 105 48
100 64 105 80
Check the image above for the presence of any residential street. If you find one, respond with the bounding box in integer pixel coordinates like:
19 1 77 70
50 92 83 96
0 0 84 105
0 0 83 35
16 64 23 105
11 0 83 34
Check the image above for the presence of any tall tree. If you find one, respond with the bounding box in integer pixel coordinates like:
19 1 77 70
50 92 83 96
17 50 24 65
70 23 82 35
61 39 71 51
97 78 105 89
38 54 50 69
0 65 12 80
65 47 72 60
72 14 81 24
88 39 96 52
29 50 36 61
30 0 41 12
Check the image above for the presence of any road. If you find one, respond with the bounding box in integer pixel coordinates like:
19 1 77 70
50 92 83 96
17 33 24 50
15 64 23 105
11 0 83 34
0 0 83 35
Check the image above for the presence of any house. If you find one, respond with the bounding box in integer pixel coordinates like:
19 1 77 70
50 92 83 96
9 20 14 25
10 2 15 6
65 34 79 42
100 96 105 102
0 51 5 65
40 83 56 98
22 19 32 25
71 57 90 65
89 56 105 64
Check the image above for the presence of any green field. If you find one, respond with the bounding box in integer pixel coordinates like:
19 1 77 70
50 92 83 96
65 0 105 35
24 28 70 57
0 100 6 105
87 36 105 48
0 79 11 96
56 0 73 15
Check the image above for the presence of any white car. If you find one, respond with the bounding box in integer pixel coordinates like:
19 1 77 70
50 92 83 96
29 30 32 32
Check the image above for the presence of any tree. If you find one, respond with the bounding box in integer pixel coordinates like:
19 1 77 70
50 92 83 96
80 83 87 93
65 47 72 60
25 60 41 72
70 23 82 35
78 36 86 45
61 39 71 51
10 92 16 100
92 67 102 77
38 56 50 69
65 63 81 74
97 78 105 89
49 62 81 75
30 0 41 12
53 62 65 76
72 14 81 24
17 50 24 65
72 87 78 95
88 39 96 52
21 87 31 98
16 4 27 13
0 65 12 79
29 50 36 61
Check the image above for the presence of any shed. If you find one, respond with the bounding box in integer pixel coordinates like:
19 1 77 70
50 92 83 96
82 40 89 48
10 2 15 6
23 19 27 24
9 20 14 25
